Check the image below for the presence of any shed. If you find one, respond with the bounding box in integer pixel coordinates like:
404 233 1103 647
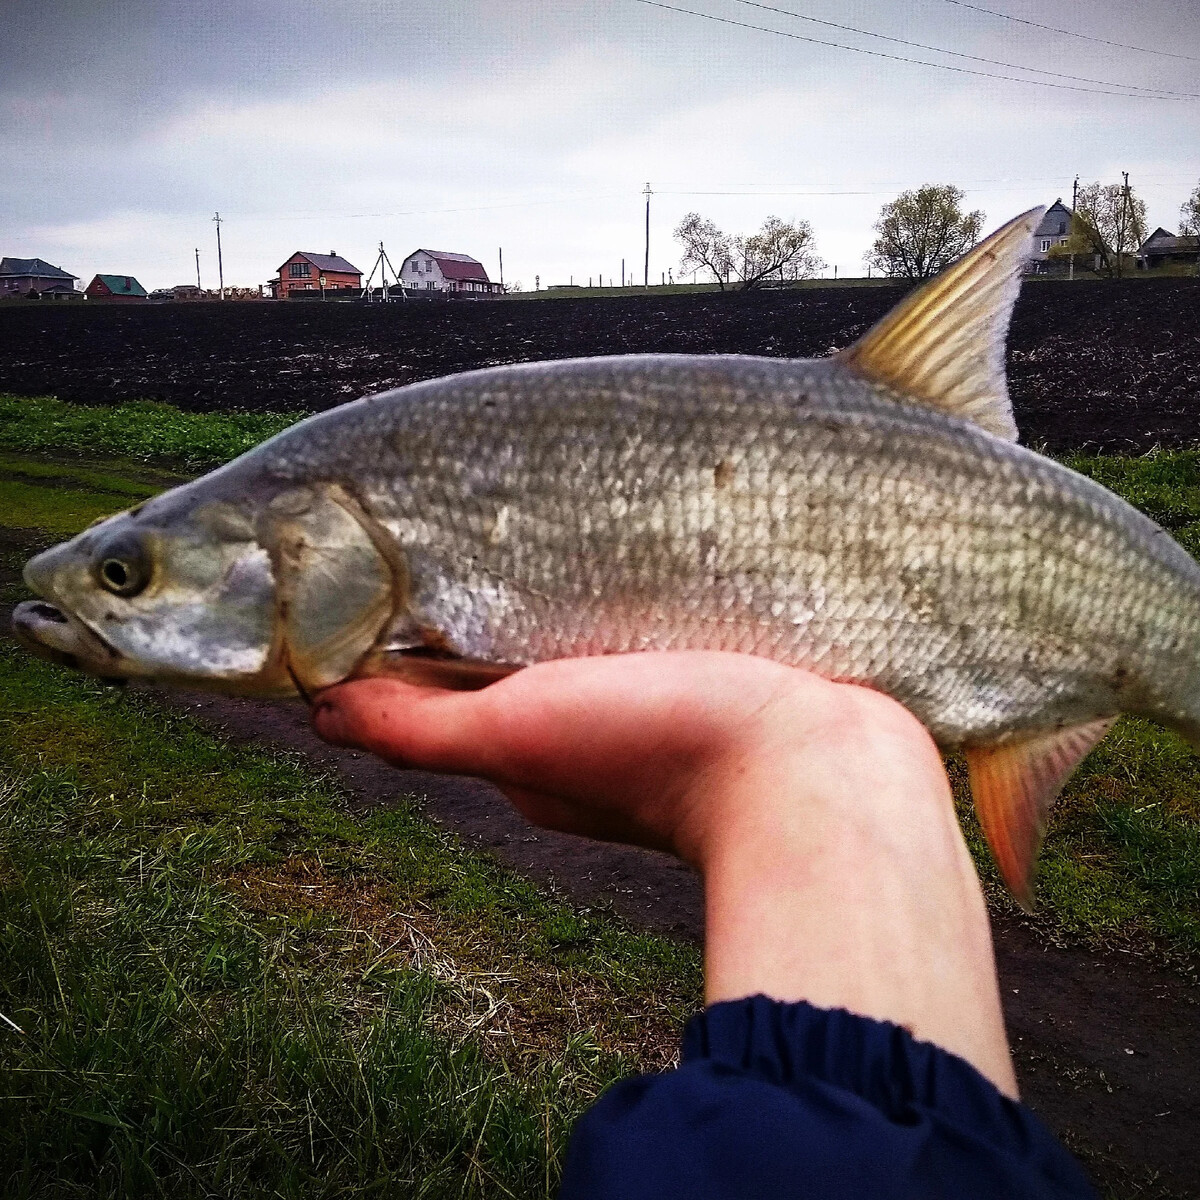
1136 228 1200 270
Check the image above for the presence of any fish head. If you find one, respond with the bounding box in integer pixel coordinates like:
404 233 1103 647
13 472 396 699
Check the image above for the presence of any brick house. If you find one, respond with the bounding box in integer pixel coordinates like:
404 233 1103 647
85 274 149 302
0 256 79 298
399 250 502 295
273 252 361 298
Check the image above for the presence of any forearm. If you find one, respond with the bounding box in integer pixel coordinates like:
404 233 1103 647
695 704 1017 1097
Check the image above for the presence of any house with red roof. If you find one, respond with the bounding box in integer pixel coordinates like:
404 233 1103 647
400 250 503 296
272 252 362 298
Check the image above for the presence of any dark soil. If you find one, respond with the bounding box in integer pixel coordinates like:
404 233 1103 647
2 279 1199 454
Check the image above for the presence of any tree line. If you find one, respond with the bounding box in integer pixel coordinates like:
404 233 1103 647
675 178 1200 285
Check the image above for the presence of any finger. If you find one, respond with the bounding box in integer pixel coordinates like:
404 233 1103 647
313 676 514 778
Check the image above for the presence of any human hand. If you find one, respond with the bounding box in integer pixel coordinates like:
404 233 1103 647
312 652 1016 1096
311 651 935 867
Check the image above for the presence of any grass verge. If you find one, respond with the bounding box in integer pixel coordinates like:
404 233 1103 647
0 642 698 1196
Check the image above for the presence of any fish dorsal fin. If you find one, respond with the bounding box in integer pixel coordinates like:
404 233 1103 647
836 208 1044 441
964 717 1114 911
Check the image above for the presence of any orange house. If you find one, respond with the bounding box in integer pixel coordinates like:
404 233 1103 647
273 251 361 298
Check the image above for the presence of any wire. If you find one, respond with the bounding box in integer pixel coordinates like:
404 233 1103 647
636 0 1194 99
935 0 1200 64
733 0 1200 98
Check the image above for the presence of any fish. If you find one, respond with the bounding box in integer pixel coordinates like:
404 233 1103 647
14 207 1200 908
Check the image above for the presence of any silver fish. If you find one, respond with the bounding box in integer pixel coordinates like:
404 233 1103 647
14 209 1199 906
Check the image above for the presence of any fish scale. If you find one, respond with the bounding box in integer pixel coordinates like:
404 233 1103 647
15 209 1200 905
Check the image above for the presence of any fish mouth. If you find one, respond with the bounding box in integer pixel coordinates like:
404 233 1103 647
11 600 127 681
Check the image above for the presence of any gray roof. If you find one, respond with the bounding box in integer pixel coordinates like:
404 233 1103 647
1034 201 1072 239
285 252 361 274
1137 228 1200 254
0 256 77 280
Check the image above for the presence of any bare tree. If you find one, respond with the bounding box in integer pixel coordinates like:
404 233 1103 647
675 213 823 291
865 185 984 279
734 216 824 290
1069 181 1148 278
1180 180 1200 236
675 213 736 290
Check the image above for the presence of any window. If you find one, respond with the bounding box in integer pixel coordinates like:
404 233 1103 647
1040 239 1052 253
426 281 435 289
425 258 433 270
288 262 311 278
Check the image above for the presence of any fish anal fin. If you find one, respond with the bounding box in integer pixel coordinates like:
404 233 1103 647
836 208 1044 442
965 717 1115 911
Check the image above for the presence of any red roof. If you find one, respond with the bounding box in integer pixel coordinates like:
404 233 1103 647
419 250 491 283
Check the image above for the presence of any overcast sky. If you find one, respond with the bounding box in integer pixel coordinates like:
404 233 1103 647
5 0 1199 291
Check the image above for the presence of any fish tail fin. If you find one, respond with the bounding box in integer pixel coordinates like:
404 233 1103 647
964 718 1115 911
837 208 1044 442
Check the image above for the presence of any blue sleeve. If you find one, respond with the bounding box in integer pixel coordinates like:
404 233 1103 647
559 995 1096 1200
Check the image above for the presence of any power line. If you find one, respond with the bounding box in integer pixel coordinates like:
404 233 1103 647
636 0 1195 99
935 0 1200 64
733 0 1200 98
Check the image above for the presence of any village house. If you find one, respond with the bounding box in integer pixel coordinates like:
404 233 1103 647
1026 200 1074 273
1136 227 1200 271
399 250 503 296
271 252 362 298
85 274 149 302
0 256 79 299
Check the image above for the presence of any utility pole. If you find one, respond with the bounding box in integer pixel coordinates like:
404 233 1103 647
643 182 651 287
1118 171 1131 279
213 212 225 299
621 257 625 288
498 247 504 289
1070 175 1079 281
194 247 201 291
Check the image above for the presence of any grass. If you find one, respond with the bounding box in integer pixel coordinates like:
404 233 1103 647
0 394 300 470
0 645 698 1196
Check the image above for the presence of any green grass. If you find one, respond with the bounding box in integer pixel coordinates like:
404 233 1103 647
0 394 301 470
0 642 698 1197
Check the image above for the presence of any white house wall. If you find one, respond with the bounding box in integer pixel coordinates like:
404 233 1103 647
401 253 446 291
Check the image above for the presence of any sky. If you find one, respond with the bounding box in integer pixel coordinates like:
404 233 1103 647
4 0 1199 292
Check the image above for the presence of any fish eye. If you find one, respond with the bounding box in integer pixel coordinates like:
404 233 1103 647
94 535 150 597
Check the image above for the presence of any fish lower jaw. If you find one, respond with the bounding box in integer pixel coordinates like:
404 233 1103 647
11 600 125 677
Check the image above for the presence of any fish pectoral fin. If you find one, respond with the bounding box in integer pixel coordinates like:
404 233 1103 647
836 208 1044 442
355 648 521 692
964 717 1115 912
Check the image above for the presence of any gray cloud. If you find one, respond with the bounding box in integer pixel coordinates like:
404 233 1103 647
4 0 1198 290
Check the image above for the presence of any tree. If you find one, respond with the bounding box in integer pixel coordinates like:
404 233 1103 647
1069 181 1147 278
674 213 823 291
865 185 984 279
734 216 824 290
675 213 736 290
1180 180 1200 236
